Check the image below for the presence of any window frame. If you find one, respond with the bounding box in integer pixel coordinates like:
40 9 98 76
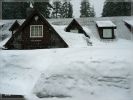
30 25 43 38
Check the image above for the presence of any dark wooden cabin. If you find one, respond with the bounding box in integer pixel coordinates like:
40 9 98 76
65 19 89 37
9 20 20 34
96 21 117 39
5 9 68 50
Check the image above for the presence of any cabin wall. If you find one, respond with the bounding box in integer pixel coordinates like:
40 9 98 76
13 34 22 49
5 12 68 50
21 17 48 49
50 33 67 48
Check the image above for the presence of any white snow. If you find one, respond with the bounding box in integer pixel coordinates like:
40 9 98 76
0 22 4 26
96 20 116 27
0 42 133 100
0 20 15 48
53 25 89 47
17 20 25 26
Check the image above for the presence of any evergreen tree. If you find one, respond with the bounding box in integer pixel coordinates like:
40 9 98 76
2 1 52 19
90 6 95 17
61 1 73 18
102 0 132 17
51 0 62 18
34 2 52 18
80 0 95 17
2 2 29 19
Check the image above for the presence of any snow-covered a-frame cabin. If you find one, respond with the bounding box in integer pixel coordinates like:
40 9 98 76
4 9 68 49
65 19 89 37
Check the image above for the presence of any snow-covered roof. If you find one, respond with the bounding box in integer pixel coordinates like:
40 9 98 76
124 20 133 27
53 25 89 47
49 16 133 40
0 22 4 26
17 20 25 25
96 20 116 28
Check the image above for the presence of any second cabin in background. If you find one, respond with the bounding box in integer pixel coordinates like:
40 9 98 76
65 19 89 37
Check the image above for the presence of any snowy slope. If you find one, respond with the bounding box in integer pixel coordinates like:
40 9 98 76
53 25 89 47
0 20 16 48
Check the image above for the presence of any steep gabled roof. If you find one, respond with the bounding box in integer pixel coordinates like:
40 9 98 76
5 9 68 48
66 19 90 37
66 19 83 30
9 20 20 31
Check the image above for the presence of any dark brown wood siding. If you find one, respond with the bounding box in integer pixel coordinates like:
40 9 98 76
20 15 67 49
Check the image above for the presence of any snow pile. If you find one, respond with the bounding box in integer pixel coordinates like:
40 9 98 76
0 51 38 95
31 47 133 100
0 20 14 48
33 59 131 98
0 40 133 100
96 20 116 27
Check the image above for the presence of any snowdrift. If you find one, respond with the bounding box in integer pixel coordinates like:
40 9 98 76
0 45 133 100
33 58 131 99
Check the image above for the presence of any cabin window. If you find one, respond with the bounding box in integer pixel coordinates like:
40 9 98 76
30 25 43 37
70 28 79 33
70 29 79 33
103 29 112 38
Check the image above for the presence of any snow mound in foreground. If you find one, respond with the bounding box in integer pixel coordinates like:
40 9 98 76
33 53 132 99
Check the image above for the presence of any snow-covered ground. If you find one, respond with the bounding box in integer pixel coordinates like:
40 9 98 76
0 19 133 100
0 45 133 100
0 38 133 100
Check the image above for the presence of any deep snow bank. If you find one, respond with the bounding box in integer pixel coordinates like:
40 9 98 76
33 60 131 99
31 47 133 100
0 46 133 100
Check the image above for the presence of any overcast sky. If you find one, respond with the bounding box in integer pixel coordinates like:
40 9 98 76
70 0 106 17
